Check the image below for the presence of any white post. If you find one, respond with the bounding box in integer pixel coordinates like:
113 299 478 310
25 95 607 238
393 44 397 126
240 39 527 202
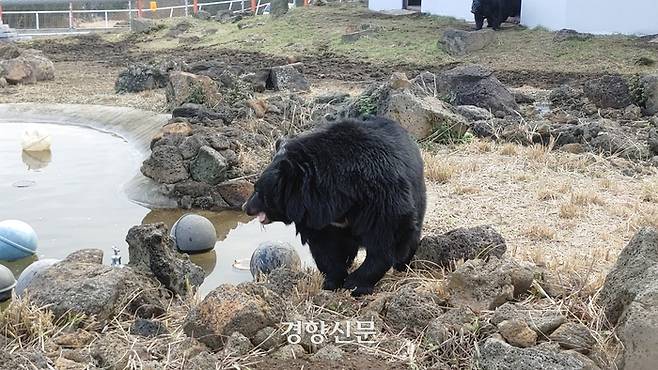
128 0 133 31
241 0 245 13
35 12 39 30
229 1 233 10
170 8 174 18
184 0 189 17
105 11 109 28
69 2 73 30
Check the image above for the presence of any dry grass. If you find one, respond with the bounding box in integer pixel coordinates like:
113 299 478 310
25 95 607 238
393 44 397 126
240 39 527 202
423 153 457 184
570 191 606 206
473 139 493 153
525 224 556 240
498 143 519 156
453 185 480 195
559 203 582 219
537 188 561 201
423 141 658 274
640 181 658 203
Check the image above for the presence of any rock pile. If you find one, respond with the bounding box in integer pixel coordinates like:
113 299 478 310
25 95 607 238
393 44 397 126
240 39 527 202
141 120 260 210
0 43 54 87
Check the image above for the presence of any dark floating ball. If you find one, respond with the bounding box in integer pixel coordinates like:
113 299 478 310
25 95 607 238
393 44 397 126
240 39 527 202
250 241 302 279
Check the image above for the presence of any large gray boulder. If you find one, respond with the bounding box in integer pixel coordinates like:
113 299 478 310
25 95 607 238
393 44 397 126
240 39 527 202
477 335 600 370
25 251 165 322
617 285 658 370
583 75 633 109
414 65 518 114
598 228 658 370
380 90 470 141
127 223 204 296
414 225 507 267
268 64 310 92
19 50 55 81
598 227 658 324
439 28 496 55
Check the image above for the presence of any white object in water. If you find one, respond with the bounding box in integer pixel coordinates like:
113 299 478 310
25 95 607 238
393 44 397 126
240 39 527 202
21 127 52 152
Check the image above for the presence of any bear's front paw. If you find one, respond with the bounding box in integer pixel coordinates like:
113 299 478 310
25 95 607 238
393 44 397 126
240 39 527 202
350 285 374 297
343 276 374 297
322 278 344 291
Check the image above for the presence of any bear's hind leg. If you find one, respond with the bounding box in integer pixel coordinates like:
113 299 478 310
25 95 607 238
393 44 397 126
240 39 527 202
307 227 359 291
343 232 395 296
393 227 422 272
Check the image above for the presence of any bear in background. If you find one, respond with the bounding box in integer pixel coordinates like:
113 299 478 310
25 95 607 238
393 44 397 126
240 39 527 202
472 0 521 30
243 116 427 296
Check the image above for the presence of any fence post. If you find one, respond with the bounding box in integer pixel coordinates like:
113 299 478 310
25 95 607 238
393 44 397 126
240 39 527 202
68 2 73 30
35 13 39 30
105 11 109 28
128 0 133 30
241 0 245 13
184 0 189 17
0 4 3 25
251 0 256 12
193 0 198 15
137 0 143 17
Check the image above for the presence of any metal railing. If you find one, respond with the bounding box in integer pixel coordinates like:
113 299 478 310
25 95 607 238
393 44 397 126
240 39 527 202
0 0 272 31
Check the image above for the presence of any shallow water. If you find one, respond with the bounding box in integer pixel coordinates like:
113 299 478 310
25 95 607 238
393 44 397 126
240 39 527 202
0 123 311 296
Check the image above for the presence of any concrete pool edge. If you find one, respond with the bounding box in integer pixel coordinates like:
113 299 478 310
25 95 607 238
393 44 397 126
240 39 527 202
0 103 178 208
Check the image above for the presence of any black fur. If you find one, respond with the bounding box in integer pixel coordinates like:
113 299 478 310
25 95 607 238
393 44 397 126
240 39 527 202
472 0 521 30
243 117 427 296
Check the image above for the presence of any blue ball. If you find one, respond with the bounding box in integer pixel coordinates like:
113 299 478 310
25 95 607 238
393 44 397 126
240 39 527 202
0 220 38 262
0 264 16 302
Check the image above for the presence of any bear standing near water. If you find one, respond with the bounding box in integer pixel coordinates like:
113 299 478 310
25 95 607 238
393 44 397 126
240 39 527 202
472 0 521 30
243 117 427 296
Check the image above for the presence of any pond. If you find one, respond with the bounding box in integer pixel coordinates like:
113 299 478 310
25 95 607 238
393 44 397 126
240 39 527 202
0 122 312 296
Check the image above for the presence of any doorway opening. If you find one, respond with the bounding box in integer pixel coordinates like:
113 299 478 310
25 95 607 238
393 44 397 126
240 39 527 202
403 0 422 12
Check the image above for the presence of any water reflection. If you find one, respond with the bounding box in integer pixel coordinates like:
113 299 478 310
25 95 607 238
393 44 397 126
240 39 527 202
189 250 217 277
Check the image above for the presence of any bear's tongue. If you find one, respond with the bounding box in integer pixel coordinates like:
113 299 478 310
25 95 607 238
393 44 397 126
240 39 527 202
257 212 267 223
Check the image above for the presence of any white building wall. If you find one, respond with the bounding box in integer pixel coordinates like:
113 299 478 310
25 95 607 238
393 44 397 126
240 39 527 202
369 0 658 35
522 0 657 35
368 0 403 11
421 0 473 21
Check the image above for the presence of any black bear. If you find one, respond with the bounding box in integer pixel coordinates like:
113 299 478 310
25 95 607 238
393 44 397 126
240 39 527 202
472 0 521 30
243 117 427 296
